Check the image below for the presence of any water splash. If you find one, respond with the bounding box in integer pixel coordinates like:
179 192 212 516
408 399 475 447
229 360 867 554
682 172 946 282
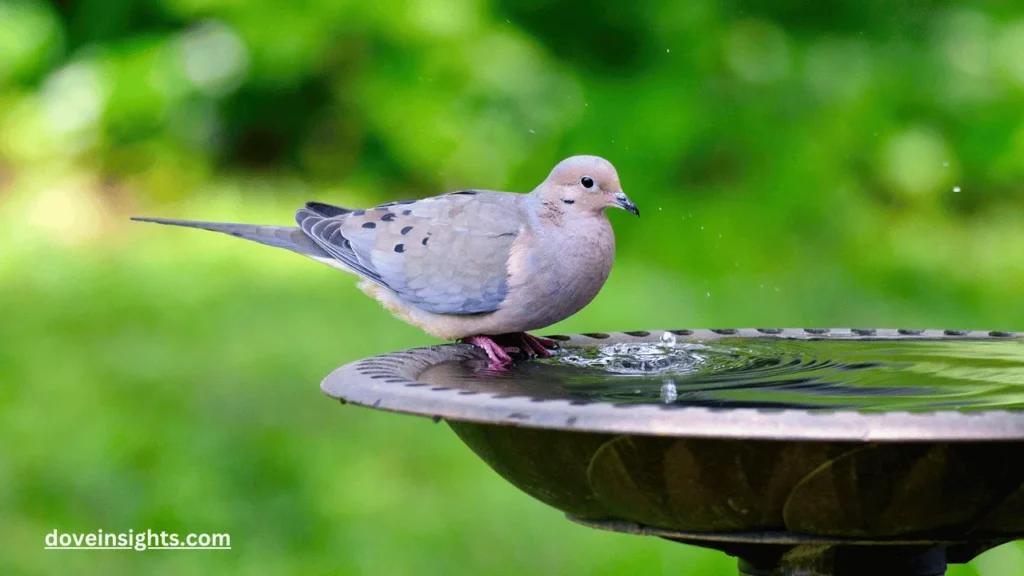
559 341 707 374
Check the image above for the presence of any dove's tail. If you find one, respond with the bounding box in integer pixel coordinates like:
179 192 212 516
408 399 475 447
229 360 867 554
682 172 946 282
130 217 333 260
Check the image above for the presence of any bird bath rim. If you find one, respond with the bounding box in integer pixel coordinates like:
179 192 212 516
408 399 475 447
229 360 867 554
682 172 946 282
320 328 1024 442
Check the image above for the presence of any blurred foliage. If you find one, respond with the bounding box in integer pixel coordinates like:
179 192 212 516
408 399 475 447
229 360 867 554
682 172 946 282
2 0 1023 574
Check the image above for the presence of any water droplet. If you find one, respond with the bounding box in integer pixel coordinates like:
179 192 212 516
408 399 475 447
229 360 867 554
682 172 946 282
706 292 711 298
943 162 950 167
666 49 671 53
660 332 677 347
700 226 704 230
660 381 678 403
528 129 535 134
658 206 662 211
953 186 961 193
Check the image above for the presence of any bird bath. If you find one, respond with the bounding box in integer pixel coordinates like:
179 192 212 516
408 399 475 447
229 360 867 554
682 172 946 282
321 329 1024 576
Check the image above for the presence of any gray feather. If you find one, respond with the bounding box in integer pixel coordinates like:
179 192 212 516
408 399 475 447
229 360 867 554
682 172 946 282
294 208 387 287
332 193 522 315
130 217 331 259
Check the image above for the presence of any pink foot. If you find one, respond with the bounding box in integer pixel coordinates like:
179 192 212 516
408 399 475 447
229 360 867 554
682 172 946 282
461 335 515 368
516 333 558 358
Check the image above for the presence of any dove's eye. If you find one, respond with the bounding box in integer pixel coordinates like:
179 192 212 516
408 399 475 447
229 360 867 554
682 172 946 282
579 176 595 189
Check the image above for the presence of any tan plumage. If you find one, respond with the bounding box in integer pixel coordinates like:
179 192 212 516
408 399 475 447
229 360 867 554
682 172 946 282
133 155 639 365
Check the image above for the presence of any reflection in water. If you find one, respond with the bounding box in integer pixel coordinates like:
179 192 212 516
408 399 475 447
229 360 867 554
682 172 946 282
419 338 1024 412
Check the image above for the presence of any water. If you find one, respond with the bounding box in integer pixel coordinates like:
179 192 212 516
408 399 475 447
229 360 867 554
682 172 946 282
418 338 1024 412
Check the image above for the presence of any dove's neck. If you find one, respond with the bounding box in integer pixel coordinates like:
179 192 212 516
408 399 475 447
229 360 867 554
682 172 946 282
524 192 612 233
535 211 615 267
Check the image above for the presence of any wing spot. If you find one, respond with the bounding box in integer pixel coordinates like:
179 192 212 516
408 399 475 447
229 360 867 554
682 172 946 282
401 226 413 235
394 244 405 253
422 237 429 246
381 213 396 222
402 210 412 215
362 222 376 229
352 209 365 216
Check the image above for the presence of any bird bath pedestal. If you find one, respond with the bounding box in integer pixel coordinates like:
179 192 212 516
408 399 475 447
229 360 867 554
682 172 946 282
321 329 1024 576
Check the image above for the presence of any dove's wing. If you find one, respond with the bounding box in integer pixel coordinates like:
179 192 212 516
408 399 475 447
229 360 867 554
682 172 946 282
296 191 524 315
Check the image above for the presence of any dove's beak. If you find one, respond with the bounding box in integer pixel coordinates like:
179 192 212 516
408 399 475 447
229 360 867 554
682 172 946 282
614 192 640 216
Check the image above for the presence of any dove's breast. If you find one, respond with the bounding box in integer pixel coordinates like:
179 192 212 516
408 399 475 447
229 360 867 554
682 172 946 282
497 215 616 332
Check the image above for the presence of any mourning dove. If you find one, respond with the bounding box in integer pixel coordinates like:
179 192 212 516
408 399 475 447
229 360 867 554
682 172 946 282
133 155 638 366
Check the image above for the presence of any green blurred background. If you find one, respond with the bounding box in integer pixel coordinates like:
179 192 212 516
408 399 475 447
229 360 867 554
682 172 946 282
2 0 1023 573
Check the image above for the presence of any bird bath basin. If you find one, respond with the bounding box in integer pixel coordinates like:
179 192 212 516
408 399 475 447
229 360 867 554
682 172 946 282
321 329 1024 576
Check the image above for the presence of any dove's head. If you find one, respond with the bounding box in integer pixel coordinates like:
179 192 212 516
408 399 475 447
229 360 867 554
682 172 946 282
538 155 639 217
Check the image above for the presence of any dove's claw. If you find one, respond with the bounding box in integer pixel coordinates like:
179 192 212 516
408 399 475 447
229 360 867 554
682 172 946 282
462 333 558 367
461 335 515 368
517 333 557 358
